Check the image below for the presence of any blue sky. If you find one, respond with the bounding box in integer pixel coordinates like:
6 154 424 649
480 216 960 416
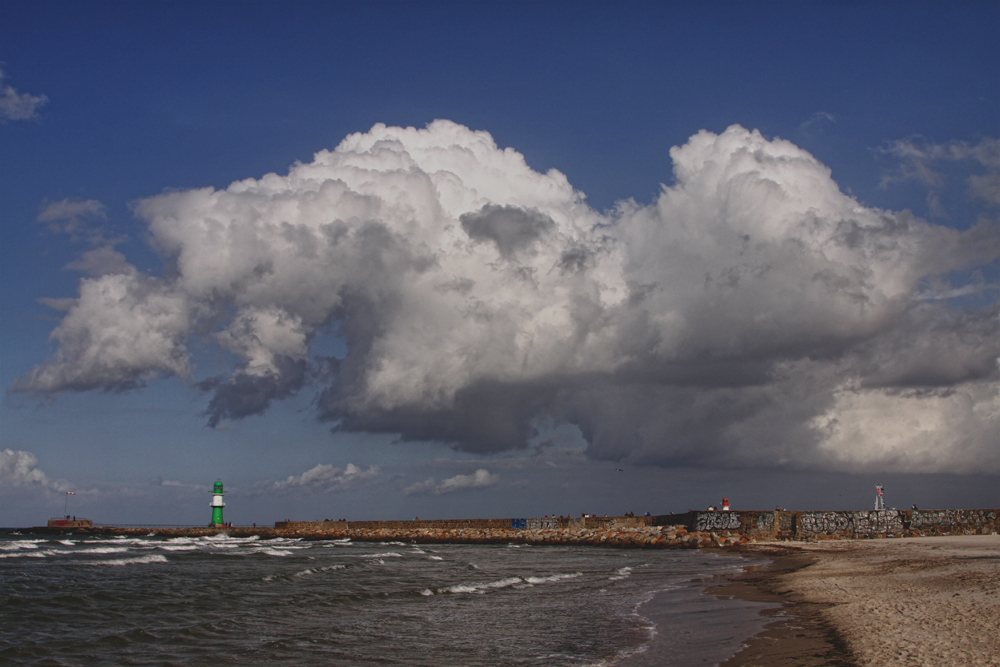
2 1 998 527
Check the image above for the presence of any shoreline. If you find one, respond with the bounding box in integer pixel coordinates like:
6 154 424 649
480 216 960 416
716 536 1000 667
616 551 781 667
711 546 856 667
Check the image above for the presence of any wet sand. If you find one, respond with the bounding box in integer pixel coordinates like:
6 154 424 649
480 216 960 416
717 536 1000 667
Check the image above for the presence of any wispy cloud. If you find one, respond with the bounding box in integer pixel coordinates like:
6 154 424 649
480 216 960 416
270 463 379 494
403 468 499 496
37 199 107 234
881 136 1000 212
35 199 133 277
799 111 836 131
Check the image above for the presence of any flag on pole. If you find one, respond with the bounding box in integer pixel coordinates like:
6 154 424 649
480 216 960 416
66 491 76 495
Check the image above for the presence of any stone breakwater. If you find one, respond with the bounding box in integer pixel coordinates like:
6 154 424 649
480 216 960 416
20 508 999 548
20 524 745 549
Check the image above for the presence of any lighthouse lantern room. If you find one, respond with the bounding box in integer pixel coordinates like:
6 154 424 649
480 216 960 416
210 480 226 527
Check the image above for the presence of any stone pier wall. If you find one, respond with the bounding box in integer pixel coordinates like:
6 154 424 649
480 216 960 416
275 516 652 531
24 508 997 549
271 509 999 540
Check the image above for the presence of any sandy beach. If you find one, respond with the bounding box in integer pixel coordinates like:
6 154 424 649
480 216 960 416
718 536 1000 667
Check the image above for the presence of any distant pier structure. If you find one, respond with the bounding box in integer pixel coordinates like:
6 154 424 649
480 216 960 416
48 490 91 527
47 517 92 528
210 480 226 527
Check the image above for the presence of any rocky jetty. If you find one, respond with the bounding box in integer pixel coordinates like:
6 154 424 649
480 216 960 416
23 507 996 545
22 524 748 549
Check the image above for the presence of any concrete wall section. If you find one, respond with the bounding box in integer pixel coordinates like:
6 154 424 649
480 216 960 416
274 520 347 530
676 508 999 540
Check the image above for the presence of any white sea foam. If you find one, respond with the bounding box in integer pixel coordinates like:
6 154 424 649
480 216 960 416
0 541 44 551
255 545 309 553
88 554 168 566
201 533 231 541
294 564 346 577
200 533 260 544
0 550 53 559
356 552 402 558
440 584 483 594
260 548 293 556
80 547 134 554
419 588 434 596
427 556 443 561
58 540 76 546
524 572 583 585
98 538 151 546
438 576 526 595
157 544 199 551
609 566 633 581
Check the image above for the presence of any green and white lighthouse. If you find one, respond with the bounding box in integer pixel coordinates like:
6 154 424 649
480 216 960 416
210 479 226 526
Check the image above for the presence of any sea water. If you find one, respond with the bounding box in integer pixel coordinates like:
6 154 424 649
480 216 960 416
0 532 773 666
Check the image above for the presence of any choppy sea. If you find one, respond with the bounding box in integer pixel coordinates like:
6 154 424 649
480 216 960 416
0 532 775 666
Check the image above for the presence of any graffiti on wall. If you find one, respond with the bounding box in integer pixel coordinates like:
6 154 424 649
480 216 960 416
678 508 998 539
910 509 998 530
910 510 954 529
695 512 742 532
851 510 904 537
525 518 560 530
798 512 851 535
755 513 774 532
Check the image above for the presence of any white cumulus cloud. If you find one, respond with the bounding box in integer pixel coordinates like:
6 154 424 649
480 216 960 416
404 468 500 495
12 121 999 474
0 449 68 492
